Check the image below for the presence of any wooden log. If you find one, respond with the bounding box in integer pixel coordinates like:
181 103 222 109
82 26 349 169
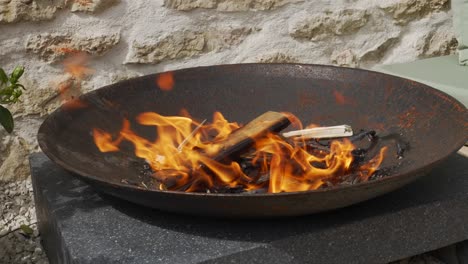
211 111 291 162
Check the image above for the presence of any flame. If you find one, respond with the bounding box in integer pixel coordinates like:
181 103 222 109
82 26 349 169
253 135 357 192
93 111 388 193
333 91 356 106
55 47 81 54
93 128 124 152
62 97 88 110
359 146 388 181
63 52 94 79
333 90 346 105
54 51 93 109
156 72 175 91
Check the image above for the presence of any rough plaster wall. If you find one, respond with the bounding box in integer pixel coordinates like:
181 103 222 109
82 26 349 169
0 0 457 182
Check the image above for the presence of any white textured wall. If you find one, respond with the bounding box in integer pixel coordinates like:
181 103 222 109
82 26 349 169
0 0 457 182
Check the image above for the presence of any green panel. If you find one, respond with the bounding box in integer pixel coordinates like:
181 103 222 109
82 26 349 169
453 0 468 65
373 55 468 107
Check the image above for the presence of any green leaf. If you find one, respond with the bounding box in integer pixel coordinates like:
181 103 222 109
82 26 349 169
0 68 7 84
10 66 24 84
0 105 14 133
20 224 34 235
16 84 26 90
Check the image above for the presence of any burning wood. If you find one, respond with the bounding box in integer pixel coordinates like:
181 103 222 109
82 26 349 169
92 110 396 194
158 111 290 164
152 112 290 189
210 111 290 162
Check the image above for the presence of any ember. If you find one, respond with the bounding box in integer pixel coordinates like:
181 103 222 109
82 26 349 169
93 110 393 194
156 72 175 91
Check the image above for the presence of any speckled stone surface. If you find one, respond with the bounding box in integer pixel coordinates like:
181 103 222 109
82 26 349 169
30 152 468 264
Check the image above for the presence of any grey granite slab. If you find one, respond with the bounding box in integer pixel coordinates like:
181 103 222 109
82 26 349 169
30 152 468 264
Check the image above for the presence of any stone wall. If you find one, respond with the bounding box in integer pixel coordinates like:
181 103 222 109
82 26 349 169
0 0 457 182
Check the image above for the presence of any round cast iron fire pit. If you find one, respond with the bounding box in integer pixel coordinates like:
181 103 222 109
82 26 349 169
37 64 468 217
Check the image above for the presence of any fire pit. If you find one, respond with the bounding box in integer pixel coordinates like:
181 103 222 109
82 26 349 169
37 64 468 217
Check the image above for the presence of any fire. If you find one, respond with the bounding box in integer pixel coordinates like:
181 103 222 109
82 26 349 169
93 128 124 152
92 111 388 193
56 51 93 109
252 135 363 192
62 97 88 110
63 52 94 79
333 90 356 106
333 90 346 105
156 72 175 91
359 146 388 181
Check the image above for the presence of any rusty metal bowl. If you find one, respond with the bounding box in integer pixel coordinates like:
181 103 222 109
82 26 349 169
37 64 468 218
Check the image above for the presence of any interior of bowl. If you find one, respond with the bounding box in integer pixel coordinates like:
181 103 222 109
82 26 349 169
38 64 468 193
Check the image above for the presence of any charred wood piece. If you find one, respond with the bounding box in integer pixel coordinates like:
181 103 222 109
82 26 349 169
210 111 291 162
379 133 410 159
350 130 377 142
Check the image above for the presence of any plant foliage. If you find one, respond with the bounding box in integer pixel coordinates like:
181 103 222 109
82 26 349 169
0 66 25 133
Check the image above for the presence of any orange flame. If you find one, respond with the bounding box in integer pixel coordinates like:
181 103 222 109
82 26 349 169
55 51 93 109
253 135 357 192
156 72 175 91
55 47 81 54
359 146 388 181
93 127 124 152
63 52 94 80
93 112 387 193
333 90 356 106
333 90 346 105
62 97 88 110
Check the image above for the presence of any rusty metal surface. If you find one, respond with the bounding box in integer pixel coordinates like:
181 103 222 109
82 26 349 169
37 64 468 217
